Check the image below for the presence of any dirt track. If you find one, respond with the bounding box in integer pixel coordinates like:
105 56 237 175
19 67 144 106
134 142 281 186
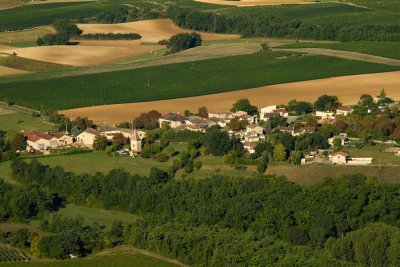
279 48 400 66
194 0 312 6
61 71 400 124
78 19 240 43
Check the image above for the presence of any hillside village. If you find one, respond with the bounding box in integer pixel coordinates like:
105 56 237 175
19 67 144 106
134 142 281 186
7 90 400 170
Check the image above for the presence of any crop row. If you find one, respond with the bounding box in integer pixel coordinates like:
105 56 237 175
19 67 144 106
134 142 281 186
0 246 30 262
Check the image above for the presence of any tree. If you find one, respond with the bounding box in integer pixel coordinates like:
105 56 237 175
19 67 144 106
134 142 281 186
273 143 286 162
314 95 340 111
73 117 93 130
287 100 313 115
112 133 128 146
93 136 108 151
197 106 208 118
133 110 161 129
358 94 374 107
11 133 26 151
166 32 202 53
228 117 248 131
53 20 82 36
292 150 303 165
203 127 232 156
231 98 258 115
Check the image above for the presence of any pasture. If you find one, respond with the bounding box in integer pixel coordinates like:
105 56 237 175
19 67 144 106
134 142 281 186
35 204 140 230
1 253 178 267
194 0 313 6
1 51 399 111
278 41 400 60
0 108 55 137
0 54 65 71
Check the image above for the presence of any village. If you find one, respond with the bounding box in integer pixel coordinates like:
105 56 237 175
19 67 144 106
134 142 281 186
15 90 400 168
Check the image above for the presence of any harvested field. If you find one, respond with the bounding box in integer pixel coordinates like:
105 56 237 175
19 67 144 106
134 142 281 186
1 40 163 66
77 19 240 43
0 26 55 43
194 0 312 6
62 71 400 124
0 65 28 76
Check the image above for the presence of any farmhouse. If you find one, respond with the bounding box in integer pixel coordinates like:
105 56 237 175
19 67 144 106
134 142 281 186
98 126 145 140
175 124 203 132
315 111 335 119
23 131 59 151
243 142 257 154
244 130 265 143
336 106 353 116
208 111 233 119
54 132 74 146
159 113 188 128
76 128 100 147
330 152 349 164
246 124 264 135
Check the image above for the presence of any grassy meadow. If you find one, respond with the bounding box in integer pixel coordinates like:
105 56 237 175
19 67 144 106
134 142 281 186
0 54 66 72
0 107 55 137
1 253 178 267
278 41 400 60
0 51 399 110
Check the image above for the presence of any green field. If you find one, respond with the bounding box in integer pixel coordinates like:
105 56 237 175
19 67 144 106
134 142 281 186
277 41 400 60
33 204 140 230
0 54 66 72
35 151 171 176
0 51 398 110
0 2 124 32
0 108 55 137
1 253 177 267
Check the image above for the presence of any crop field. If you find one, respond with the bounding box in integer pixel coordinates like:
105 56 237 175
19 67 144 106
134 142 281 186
0 26 54 43
62 70 400 124
0 51 399 111
0 245 30 263
78 19 240 43
277 41 400 60
0 2 123 32
1 253 178 266
0 66 28 76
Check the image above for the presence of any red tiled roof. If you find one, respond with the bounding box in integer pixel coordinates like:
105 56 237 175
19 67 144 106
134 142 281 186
333 152 348 157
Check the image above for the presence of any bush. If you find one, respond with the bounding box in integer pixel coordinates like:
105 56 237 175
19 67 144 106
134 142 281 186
166 32 202 54
194 161 202 170
156 153 170 162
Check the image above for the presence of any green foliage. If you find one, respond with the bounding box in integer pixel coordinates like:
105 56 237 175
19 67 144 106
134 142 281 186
203 127 232 156
273 143 287 162
93 136 108 151
53 19 82 37
314 95 340 111
10 133 26 152
231 98 258 115
79 33 142 40
36 32 70 46
166 32 202 54
94 7 129 23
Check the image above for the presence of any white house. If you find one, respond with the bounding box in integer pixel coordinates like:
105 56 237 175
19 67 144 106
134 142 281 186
208 111 233 120
54 132 74 146
316 111 335 119
98 126 146 140
23 131 59 151
243 142 257 154
76 128 100 147
159 113 188 128
336 106 353 116
330 152 349 164
246 124 264 135
244 130 265 143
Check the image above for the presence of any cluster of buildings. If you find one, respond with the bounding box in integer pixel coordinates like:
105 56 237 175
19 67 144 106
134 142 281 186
22 126 145 155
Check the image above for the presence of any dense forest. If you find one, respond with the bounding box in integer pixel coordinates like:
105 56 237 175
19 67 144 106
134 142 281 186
7 159 400 265
167 6 400 41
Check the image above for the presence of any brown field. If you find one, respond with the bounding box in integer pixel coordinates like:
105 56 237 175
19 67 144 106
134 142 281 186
61 71 400 124
78 19 240 43
1 40 163 66
0 0 24 10
194 0 312 6
0 65 29 76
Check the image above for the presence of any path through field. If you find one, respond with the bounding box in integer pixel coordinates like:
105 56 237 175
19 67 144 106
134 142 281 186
194 0 313 6
62 71 400 124
278 48 400 66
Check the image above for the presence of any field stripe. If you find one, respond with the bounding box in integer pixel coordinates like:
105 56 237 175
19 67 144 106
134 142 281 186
61 70 400 124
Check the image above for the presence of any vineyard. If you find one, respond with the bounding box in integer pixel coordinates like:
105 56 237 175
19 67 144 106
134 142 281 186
0 245 30 262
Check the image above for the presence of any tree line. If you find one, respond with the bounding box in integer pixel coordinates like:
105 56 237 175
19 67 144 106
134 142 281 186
167 6 400 41
9 158 400 265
